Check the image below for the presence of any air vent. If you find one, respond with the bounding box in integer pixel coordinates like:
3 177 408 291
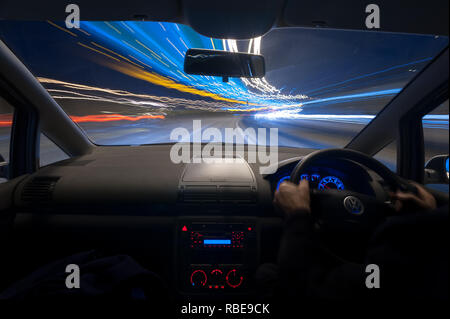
21 176 60 203
180 185 256 203
178 160 257 205
219 186 256 203
181 186 218 203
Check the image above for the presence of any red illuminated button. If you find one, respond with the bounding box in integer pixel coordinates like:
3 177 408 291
181 225 188 232
210 269 223 286
225 269 244 288
190 270 207 287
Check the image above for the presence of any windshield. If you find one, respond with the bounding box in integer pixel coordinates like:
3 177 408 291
0 21 448 148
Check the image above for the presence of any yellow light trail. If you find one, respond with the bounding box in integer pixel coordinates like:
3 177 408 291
37 78 252 111
135 39 162 59
101 61 256 105
46 20 78 37
90 41 143 68
77 42 121 62
159 52 178 67
104 22 121 35
126 40 170 68
39 77 303 113
128 55 153 69
77 28 91 36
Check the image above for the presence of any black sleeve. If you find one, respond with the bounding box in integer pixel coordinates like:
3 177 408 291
277 213 367 299
277 205 448 300
365 205 449 299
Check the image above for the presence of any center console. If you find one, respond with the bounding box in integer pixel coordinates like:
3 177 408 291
176 218 258 293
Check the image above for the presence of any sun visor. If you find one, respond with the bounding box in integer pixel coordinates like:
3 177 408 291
183 0 283 39
283 0 449 36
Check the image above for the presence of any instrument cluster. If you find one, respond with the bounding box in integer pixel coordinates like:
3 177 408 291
269 157 377 196
276 173 346 190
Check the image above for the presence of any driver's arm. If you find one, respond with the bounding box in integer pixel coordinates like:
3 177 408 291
274 180 367 299
273 180 314 297
274 179 442 299
273 179 311 217
390 181 437 213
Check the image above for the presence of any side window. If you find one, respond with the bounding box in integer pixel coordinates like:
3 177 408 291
423 100 449 163
374 140 397 172
39 133 69 167
423 100 449 192
0 96 14 183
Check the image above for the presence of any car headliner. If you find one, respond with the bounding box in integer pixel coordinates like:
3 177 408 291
0 0 448 38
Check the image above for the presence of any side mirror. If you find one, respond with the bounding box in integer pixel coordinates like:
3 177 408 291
0 154 7 179
424 155 449 184
184 48 265 81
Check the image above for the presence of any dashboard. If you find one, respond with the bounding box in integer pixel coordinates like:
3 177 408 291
3 144 447 305
15 146 381 215
10 145 388 299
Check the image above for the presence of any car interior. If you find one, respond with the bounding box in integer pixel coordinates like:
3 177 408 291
0 0 448 310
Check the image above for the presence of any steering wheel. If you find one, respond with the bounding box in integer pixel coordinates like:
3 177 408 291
290 149 417 257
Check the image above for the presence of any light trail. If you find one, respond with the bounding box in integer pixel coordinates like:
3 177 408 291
0 112 165 127
74 21 310 108
46 20 78 37
42 21 442 119
37 77 251 111
70 114 165 123
77 42 120 62
0 114 12 127
104 21 121 35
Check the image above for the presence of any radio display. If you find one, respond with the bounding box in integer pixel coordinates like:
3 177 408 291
203 239 231 245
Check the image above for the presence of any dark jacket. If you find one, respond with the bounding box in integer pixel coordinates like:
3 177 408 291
277 205 449 300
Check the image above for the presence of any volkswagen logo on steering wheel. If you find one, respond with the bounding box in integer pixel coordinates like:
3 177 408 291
343 196 364 215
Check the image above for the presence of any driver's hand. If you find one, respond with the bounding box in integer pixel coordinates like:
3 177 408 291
274 180 311 218
390 182 437 214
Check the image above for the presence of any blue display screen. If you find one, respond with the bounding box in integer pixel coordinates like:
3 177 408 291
204 239 231 245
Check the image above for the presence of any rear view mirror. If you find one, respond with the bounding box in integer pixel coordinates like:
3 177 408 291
184 49 265 81
424 155 449 184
